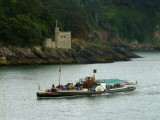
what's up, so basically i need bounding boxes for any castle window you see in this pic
[60,36,66,38]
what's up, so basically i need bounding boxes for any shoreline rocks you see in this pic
[0,57,6,64]
[0,42,139,66]
[127,42,160,51]
[111,39,160,51]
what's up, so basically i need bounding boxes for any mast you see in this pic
[38,83,41,91]
[58,58,62,85]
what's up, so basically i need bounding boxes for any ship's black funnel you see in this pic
[93,69,97,73]
[93,69,97,80]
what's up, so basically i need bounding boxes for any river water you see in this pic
[0,51,160,120]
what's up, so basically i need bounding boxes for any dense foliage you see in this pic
[0,0,160,46]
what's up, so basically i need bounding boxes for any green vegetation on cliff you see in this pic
[0,0,160,47]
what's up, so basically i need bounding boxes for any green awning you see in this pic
[99,79,125,84]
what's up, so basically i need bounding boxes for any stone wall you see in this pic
[55,25,71,49]
[57,32,71,49]
[43,38,55,48]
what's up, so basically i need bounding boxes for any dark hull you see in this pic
[37,91,104,98]
[37,87,136,98]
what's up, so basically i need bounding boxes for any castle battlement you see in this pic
[55,22,71,49]
[43,21,72,49]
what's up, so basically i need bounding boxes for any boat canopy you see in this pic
[99,79,125,84]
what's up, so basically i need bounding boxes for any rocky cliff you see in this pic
[0,41,139,66]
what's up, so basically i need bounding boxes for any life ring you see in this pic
[79,79,82,82]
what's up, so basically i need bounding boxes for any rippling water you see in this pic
[0,51,160,120]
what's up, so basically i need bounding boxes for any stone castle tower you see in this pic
[55,21,71,49]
